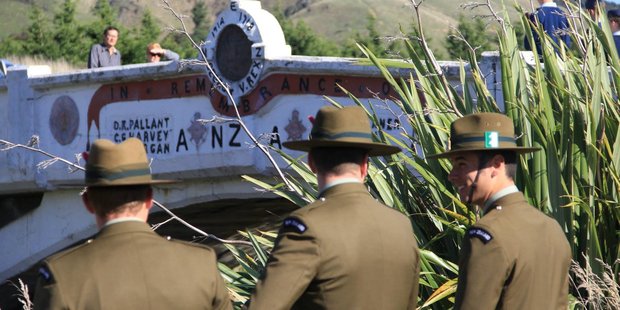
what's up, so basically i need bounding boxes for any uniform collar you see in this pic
[104,217,143,228]
[483,185,519,211]
[483,188,526,215]
[98,220,153,238]
[319,182,369,199]
[540,2,558,8]
[318,178,361,197]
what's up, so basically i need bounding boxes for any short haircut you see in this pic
[607,10,620,24]
[104,26,119,36]
[146,42,161,52]
[481,151,517,179]
[309,147,368,174]
[85,185,150,217]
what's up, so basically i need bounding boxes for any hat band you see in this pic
[311,131,372,141]
[453,135,515,144]
[86,167,152,182]
[452,134,516,149]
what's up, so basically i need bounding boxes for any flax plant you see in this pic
[223,3,619,308]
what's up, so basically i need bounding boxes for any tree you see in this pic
[93,0,116,28]
[140,9,161,43]
[51,0,88,64]
[445,14,496,60]
[342,14,399,58]
[192,0,211,44]
[0,36,25,56]
[401,26,445,60]
[273,10,340,56]
[23,6,53,56]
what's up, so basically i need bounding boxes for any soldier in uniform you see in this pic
[33,138,232,310]
[248,106,420,310]
[427,113,571,309]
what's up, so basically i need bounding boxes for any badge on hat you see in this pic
[484,131,499,148]
[427,113,540,159]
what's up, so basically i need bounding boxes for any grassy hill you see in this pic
[1,0,554,58]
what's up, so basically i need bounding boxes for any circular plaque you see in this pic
[202,0,291,99]
[49,95,79,145]
[216,25,253,81]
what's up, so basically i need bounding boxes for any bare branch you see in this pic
[151,217,175,231]
[0,137,251,246]
[1,138,84,172]
[407,0,462,118]
[152,200,252,246]
[460,0,504,27]
[197,116,239,124]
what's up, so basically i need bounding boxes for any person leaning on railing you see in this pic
[146,42,180,63]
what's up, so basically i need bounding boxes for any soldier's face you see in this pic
[447,152,492,205]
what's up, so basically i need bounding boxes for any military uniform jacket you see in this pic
[33,221,232,310]
[454,192,571,309]
[249,182,420,310]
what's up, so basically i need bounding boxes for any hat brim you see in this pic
[426,146,540,159]
[56,178,180,188]
[283,140,401,156]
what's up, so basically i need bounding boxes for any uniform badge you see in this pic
[38,265,55,284]
[485,131,499,148]
[468,227,493,244]
[281,217,307,234]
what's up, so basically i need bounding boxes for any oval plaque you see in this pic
[50,95,79,145]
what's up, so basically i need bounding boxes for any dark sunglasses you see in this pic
[149,53,163,57]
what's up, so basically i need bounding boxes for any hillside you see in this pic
[1,0,558,58]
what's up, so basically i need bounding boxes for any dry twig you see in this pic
[407,0,462,117]
[160,0,295,192]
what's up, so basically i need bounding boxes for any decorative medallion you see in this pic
[202,0,291,100]
[285,109,306,141]
[187,112,208,151]
[50,95,79,145]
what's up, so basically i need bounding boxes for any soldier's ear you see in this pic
[490,154,504,168]
[360,154,369,179]
[81,192,96,214]
[308,153,317,173]
[144,187,154,210]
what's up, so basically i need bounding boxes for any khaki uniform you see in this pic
[249,183,420,310]
[34,221,232,310]
[454,192,571,309]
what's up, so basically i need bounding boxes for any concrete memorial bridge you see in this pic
[0,0,508,306]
